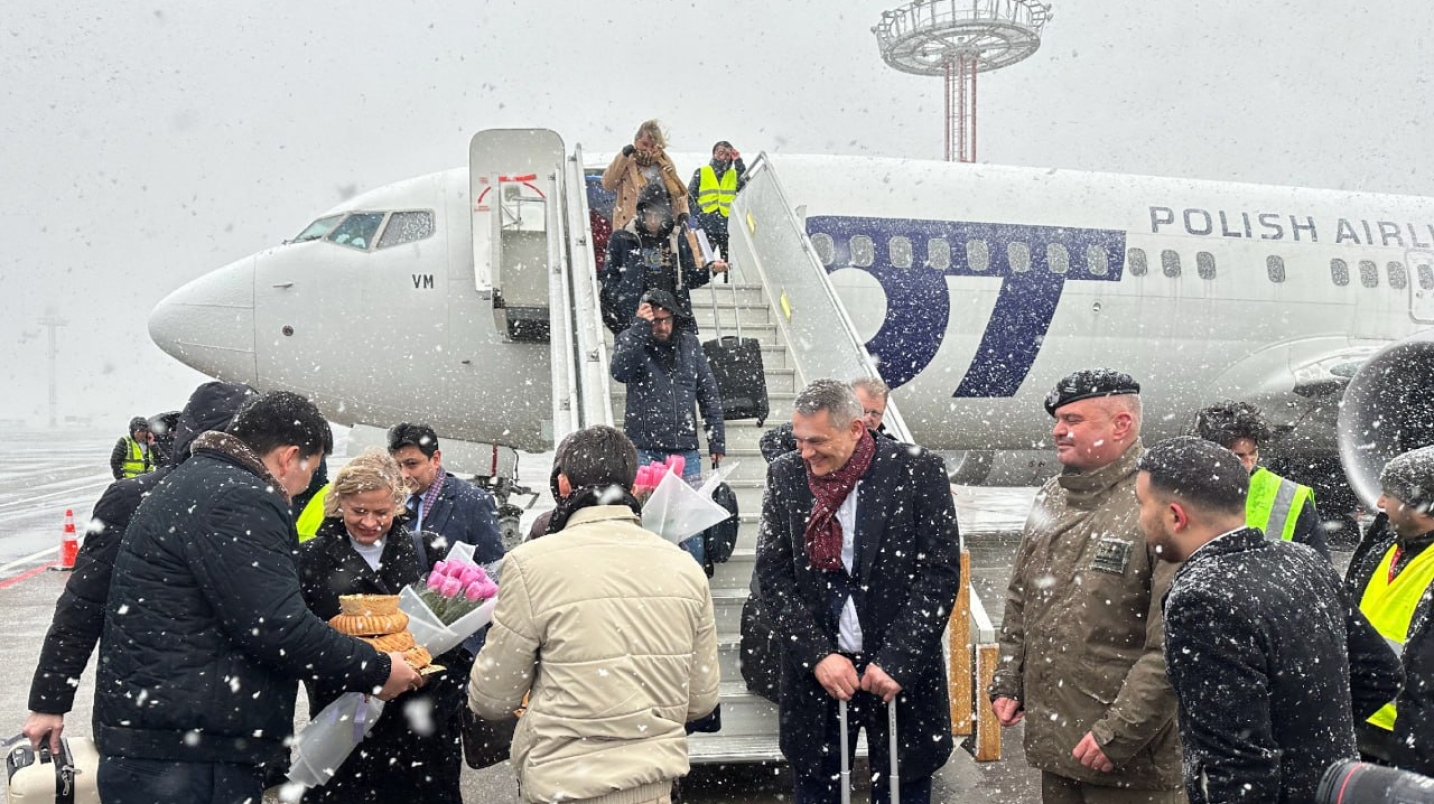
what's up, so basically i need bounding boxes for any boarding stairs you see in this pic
[471,128,1001,766]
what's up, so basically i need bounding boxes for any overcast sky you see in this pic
[4,0,1432,427]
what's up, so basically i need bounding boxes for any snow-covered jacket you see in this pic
[990,441,1183,789]
[610,319,725,456]
[469,505,719,804]
[1164,527,1401,804]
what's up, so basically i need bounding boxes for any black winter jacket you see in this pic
[1164,528,1402,804]
[601,224,713,335]
[297,518,465,804]
[29,381,252,716]
[755,440,961,779]
[610,319,726,455]
[95,433,390,765]
[1395,587,1434,776]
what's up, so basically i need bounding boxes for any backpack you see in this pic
[702,481,739,567]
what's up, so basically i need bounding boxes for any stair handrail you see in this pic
[729,152,914,444]
[547,165,581,441]
[566,144,616,430]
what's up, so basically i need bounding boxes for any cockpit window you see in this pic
[326,212,385,251]
[378,211,435,249]
[291,214,344,243]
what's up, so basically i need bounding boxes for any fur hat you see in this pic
[1380,445,1434,513]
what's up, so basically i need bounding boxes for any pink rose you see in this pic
[426,573,445,591]
[432,560,450,577]
[440,576,463,598]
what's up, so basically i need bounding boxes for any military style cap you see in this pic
[1044,369,1141,416]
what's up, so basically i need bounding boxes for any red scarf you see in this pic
[804,429,876,572]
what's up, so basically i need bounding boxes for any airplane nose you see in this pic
[148,256,257,384]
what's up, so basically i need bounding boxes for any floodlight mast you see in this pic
[874,0,1051,163]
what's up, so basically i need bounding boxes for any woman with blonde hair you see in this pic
[602,118,691,231]
[297,449,464,804]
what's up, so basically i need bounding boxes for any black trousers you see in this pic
[98,756,265,804]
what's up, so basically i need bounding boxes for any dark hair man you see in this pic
[110,416,154,479]
[386,422,504,564]
[610,289,726,563]
[755,379,960,804]
[470,425,719,804]
[94,391,423,803]
[1192,400,1329,559]
[687,140,747,259]
[1346,444,1434,765]
[1137,437,1401,804]
[24,382,255,756]
[991,369,1184,804]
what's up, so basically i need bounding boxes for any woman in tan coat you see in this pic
[602,119,690,231]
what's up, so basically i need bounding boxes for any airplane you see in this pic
[147,129,1434,533]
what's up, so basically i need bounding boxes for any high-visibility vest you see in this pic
[1360,543,1434,730]
[296,484,330,543]
[697,165,738,218]
[120,437,150,478]
[1246,467,1314,543]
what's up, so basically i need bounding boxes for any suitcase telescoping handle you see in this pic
[837,698,900,804]
[703,259,745,342]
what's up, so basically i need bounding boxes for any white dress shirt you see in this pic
[837,481,863,653]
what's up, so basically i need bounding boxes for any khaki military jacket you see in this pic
[990,442,1182,789]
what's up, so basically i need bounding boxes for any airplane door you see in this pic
[1406,249,1434,324]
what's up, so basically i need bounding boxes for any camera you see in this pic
[1319,761,1434,804]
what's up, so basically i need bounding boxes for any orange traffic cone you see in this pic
[56,509,79,571]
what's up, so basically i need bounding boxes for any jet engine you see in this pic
[1338,330,1434,509]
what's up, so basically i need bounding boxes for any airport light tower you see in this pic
[874,0,1051,162]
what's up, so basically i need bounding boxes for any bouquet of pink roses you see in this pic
[633,455,686,502]
[399,546,500,656]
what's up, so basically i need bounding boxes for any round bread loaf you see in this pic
[329,611,409,637]
[338,594,401,617]
[361,631,417,653]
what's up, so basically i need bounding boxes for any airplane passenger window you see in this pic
[1388,261,1408,290]
[377,210,435,249]
[1086,245,1109,276]
[1008,242,1031,273]
[326,212,385,251]
[291,214,344,244]
[1197,252,1216,280]
[889,236,913,269]
[810,233,835,266]
[1161,250,1181,278]
[963,239,986,271]
[1330,259,1350,286]
[1127,248,1148,276]
[1046,243,1069,274]
[851,235,875,268]
[928,237,951,270]
[1420,264,1434,290]
[1358,260,1379,288]
[1266,255,1286,283]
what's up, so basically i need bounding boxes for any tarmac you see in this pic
[0,427,1043,803]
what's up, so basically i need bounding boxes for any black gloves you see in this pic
[622,145,636,157]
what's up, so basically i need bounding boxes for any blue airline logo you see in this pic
[806,216,1127,396]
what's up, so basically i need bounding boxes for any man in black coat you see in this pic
[1136,437,1402,804]
[756,379,960,804]
[23,381,254,755]
[93,391,425,804]
[387,422,505,564]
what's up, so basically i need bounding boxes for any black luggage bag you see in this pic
[702,279,769,426]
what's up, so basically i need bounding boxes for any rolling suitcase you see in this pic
[5,737,100,804]
[702,278,769,427]
[839,698,900,804]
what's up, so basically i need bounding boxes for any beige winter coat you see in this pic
[469,505,720,804]
[602,149,691,231]
[990,442,1183,790]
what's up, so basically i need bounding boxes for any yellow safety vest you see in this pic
[1360,543,1434,730]
[1246,467,1314,543]
[296,484,330,543]
[697,165,738,218]
[120,437,150,478]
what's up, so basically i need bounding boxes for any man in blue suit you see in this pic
[387,422,505,564]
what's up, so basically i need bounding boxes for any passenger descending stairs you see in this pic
[609,279,794,763]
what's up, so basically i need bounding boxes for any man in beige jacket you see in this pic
[990,369,1184,804]
[470,425,720,804]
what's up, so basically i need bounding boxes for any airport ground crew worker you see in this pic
[109,416,154,479]
[1346,444,1434,763]
[991,369,1184,804]
[688,141,746,259]
[1192,400,1329,559]
[1138,437,1401,804]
